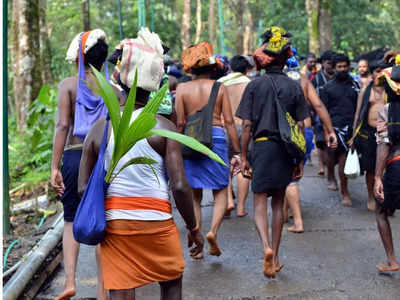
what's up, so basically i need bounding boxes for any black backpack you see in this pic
[268,75,306,161]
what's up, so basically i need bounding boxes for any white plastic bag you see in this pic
[344,149,360,179]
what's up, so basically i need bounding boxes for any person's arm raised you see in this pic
[50,79,72,196]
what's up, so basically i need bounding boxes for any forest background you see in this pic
[6,0,400,193]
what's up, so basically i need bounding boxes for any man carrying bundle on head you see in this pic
[373,51,400,273]
[50,29,115,300]
[175,42,241,259]
[236,26,309,278]
[79,28,204,300]
[351,59,390,211]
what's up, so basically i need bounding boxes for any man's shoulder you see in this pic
[58,76,77,91]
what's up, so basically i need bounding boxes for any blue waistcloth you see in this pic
[305,127,315,162]
[183,127,229,190]
[73,37,109,141]
[61,150,83,222]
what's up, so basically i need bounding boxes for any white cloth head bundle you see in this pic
[118,28,165,92]
[66,29,107,62]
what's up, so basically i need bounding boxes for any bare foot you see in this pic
[225,204,235,217]
[237,210,248,217]
[318,169,325,176]
[275,262,284,273]
[263,249,276,278]
[368,200,376,211]
[192,251,204,260]
[287,225,304,233]
[206,232,222,256]
[327,181,338,191]
[376,262,400,272]
[55,287,76,300]
[341,194,352,206]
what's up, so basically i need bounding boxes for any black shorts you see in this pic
[380,159,400,211]
[61,150,82,222]
[251,139,293,193]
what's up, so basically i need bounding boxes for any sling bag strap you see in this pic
[202,81,222,120]
[181,81,221,159]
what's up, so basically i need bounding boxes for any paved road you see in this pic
[37,159,400,299]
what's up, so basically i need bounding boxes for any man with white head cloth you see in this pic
[50,29,114,300]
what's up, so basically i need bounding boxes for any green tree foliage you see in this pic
[9,86,57,188]
[331,0,398,57]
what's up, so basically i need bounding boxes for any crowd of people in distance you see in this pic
[49,25,400,300]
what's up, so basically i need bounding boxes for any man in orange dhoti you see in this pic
[79,28,204,300]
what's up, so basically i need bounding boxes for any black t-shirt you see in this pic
[236,67,309,139]
[312,70,331,96]
[319,77,359,128]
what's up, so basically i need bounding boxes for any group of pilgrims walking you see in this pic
[50,25,400,300]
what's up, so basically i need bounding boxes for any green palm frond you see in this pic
[91,67,227,184]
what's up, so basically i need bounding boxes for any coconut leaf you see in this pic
[118,71,138,144]
[90,65,121,138]
[109,156,158,183]
[142,83,168,114]
[149,129,227,167]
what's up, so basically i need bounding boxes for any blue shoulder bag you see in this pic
[73,119,110,245]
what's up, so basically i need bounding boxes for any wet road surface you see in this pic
[37,160,400,299]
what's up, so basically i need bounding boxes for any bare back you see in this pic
[176,79,225,129]
[58,76,81,147]
[175,77,240,152]
[225,82,249,125]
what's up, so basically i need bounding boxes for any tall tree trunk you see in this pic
[82,0,90,31]
[11,0,42,132]
[39,0,53,84]
[319,0,332,53]
[243,0,253,54]
[181,0,191,49]
[208,0,216,47]
[305,0,320,55]
[194,0,202,44]
[234,0,245,55]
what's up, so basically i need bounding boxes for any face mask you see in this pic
[336,71,350,81]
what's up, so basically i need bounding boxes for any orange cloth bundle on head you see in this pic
[253,44,276,71]
[181,42,221,73]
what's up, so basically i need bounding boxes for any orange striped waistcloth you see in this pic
[100,219,185,290]
[105,196,172,213]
